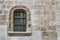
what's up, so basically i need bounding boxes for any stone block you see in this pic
[0,20,5,25]
[47,26,56,31]
[5,1,13,4]
[6,4,12,9]
[1,5,6,9]
[0,31,6,37]
[0,15,6,20]
[49,20,56,26]
[42,31,49,36]
[0,10,3,14]
[3,10,9,14]
[0,0,4,4]
[55,15,60,20]
[0,15,6,25]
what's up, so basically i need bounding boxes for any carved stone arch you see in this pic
[8,5,32,36]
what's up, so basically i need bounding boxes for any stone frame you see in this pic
[8,5,32,36]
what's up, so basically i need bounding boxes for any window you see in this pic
[8,5,32,36]
[13,9,26,32]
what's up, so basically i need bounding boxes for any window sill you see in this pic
[8,32,32,36]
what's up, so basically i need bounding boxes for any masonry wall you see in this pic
[0,0,60,40]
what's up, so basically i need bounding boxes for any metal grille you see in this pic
[13,9,26,32]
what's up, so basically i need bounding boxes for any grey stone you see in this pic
[0,0,59,40]
[3,10,9,14]
[1,5,6,9]
[0,15,6,20]
[5,1,13,4]
[0,0,4,4]
[0,10,3,14]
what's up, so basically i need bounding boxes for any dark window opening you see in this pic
[13,9,26,32]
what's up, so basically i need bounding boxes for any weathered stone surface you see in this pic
[0,0,4,4]
[1,5,6,9]
[3,10,9,14]
[42,31,49,36]
[0,10,3,14]
[42,31,57,40]
[6,4,12,9]
[5,1,13,4]
[0,15,6,20]
[0,15,7,25]
[0,0,59,40]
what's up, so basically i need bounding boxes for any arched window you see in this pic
[13,9,26,31]
[13,9,27,32]
[8,5,32,36]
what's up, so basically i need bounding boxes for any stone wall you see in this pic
[0,0,59,40]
